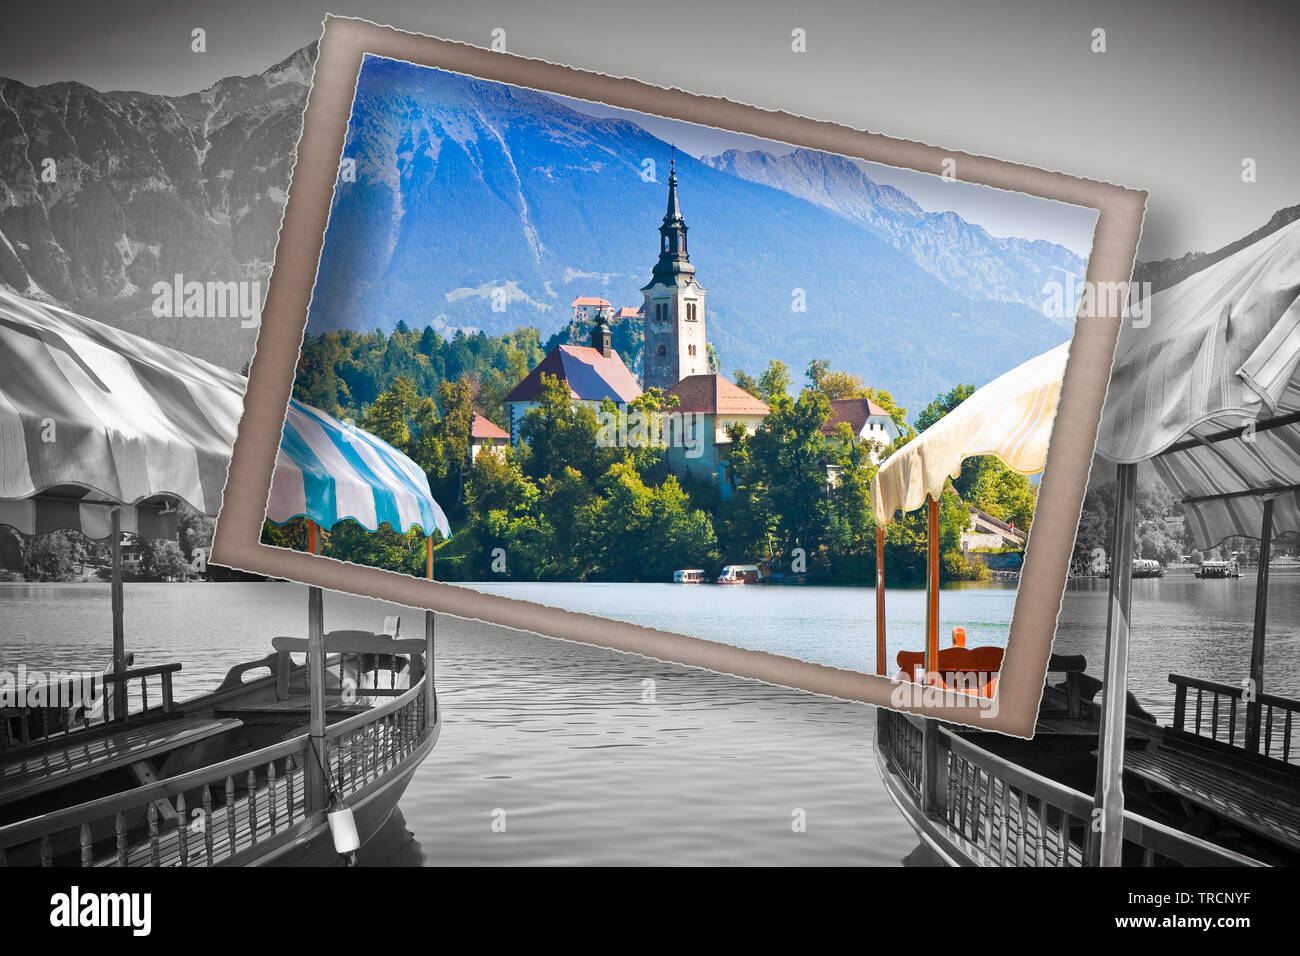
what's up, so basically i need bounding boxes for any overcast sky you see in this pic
[2,0,1296,260]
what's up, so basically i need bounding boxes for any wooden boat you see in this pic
[0,290,449,866]
[0,597,441,867]
[875,218,1300,867]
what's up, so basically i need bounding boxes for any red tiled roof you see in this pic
[821,398,893,435]
[571,296,611,308]
[503,345,643,404]
[666,374,770,416]
[470,413,510,441]
[612,306,642,319]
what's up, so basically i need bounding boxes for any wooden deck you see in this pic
[1123,744,1300,854]
[877,708,1264,866]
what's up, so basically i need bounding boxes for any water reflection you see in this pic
[358,809,426,867]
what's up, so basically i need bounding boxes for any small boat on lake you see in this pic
[0,290,446,867]
[673,569,706,583]
[1194,559,1240,578]
[716,564,759,584]
[1132,558,1165,578]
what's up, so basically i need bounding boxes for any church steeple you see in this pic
[651,148,694,284]
[640,148,707,392]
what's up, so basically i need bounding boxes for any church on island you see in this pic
[503,156,884,497]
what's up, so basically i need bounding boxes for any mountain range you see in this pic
[0,44,1091,414]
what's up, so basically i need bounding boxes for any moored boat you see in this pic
[716,564,759,584]
[1131,558,1165,578]
[0,289,448,866]
[876,219,1300,867]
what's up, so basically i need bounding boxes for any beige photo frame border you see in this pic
[212,15,1147,737]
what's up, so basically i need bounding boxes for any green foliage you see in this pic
[293,323,546,430]
[139,539,188,581]
[285,325,1034,586]
[955,458,1038,531]
[757,360,793,405]
[733,369,760,397]
[21,530,84,581]
[913,383,976,434]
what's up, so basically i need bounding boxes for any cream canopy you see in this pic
[872,342,1069,524]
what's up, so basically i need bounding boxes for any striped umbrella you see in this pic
[0,287,248,687]
[0,287,244,532]
[268,398,451,550]
[1095,219,1300,549]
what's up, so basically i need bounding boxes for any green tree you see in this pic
[733,369,760,398]
[140,538,189,581]
[362,376,420,451]
[914,383,976,434]
[757,360,793,405]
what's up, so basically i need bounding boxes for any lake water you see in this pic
[3,569,1297,864]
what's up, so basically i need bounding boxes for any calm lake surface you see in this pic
[3,569,1297,864]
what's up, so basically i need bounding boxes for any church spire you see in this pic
[664,146,682,223]
[651,146,693,284]
[639,147,707,392]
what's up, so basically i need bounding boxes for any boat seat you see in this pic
[0,716,244,806]
[1121,744,1300,853]
[896,646,1004,696]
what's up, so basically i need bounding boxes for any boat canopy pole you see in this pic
[305,523,328,814]
[1180,480,1300,506]
[109,506,126,721]
[1161,410,1300,455]
[425,610,437,724]
[1091,461,1137,866]
[924,496,939,682]
[875,523,887,676]
[1246,496,1276,752]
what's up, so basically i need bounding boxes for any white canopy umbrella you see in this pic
[0,287,245,710]
[1096,218,1300,548]
[1088,218,1300,866]
[872,342,1069,525]
[870,341,1068,680]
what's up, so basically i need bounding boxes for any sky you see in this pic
[1,0,1296,260]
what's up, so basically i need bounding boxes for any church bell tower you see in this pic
[641,151,707,391]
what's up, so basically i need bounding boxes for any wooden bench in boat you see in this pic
[896,646,1004,696]
[217,632,425,704]
[214,631,423,722]
[1120,743,1300,854]
[0,716,244,806]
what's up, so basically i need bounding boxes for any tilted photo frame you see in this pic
[212,15,1146,736]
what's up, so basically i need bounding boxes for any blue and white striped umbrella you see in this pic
[268,398,451,539]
